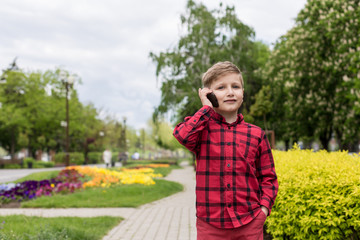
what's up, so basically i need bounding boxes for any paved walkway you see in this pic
[0,163,197,240]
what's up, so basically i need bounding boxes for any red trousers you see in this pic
[196,211,266,240]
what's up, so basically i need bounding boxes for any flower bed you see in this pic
[126,163,170,169]
[0,169,83,204]
[1,165,167,206]
[68,166,163,188]
[0,179,61,204]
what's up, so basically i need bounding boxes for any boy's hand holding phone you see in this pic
[198,88,219,108]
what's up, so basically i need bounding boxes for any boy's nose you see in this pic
[227,87,234,95]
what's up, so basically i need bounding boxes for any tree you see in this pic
[0,68,29,158]
[262,0,360,150]
[250,85,273,130]
[0,64,104,157]
[150,0,269,124]
[148,118,182,151]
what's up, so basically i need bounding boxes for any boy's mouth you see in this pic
[224,99,236,103]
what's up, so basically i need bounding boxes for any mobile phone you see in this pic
[206,92,219,107]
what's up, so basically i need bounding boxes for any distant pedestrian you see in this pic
[102,148,112,168]
[118,152,127,167]
[173,61,278,240]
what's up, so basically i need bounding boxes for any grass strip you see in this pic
[12,170,60,183]
[21,179,183,208]
[0,215,122,240]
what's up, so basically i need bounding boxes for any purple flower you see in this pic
[1,168,84,204]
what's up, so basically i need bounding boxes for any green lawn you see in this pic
[0,215,122,240]
[21,179,183,208]
[8,165,183,208]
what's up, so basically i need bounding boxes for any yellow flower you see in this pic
[69,165,163,188]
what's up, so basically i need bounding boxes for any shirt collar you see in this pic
[211,110,244,126]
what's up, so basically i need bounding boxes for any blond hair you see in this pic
[202,61,243,88]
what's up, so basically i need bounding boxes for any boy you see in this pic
[173,61,278,240]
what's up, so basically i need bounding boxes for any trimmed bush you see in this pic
[3,164,22,169]
[267,145,360,239]
[54,152,84,165]
[33,161,55,168]
[24,157,35,168]
[87,152,102,164]
[112,152,119,162]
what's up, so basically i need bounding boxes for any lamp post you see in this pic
[119,117,127,165]
[59,70,75,166]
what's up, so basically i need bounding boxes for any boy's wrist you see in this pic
[260,206,269,216]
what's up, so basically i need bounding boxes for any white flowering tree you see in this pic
[263,0,360,150]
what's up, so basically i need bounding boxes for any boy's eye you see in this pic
[233,85,240,88]
[217,86,224,89]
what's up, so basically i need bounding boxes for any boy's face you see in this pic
[209,73,244,116]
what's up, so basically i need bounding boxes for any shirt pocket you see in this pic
[235,141,257,171]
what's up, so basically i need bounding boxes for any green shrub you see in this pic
[87,152,102,164]
[24,158,35,168]
[54,152,84,165]
[33,161,55,168]
[111,152,119,162]
[21,158,54,168]
[3,164,22,169]
[267,146,360,240]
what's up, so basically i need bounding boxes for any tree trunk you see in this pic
[335,129,343,150]
[285,139,290,151]
[263,114,268,131]
[27,135,36,158]
[84,141,88,165]
[10,128,15,159]
[319,135,330,151]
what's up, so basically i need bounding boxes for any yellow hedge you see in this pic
[267,144,360,240]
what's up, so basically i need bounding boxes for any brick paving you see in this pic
[103,163,196,240]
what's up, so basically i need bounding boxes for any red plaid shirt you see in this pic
[173,106,278,229]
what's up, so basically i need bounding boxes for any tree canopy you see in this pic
[0,61,175,159]
[150,0,269,124]
[0,66,105,157]
[262,0,360,150]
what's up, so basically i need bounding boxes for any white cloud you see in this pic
[0,0,306,129]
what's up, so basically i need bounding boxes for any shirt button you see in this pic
[227,184,230,188]
[193,120,196,122]
[227,163,231,167]
[227,142,231,146]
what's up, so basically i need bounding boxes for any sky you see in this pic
[0,0,306,130]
